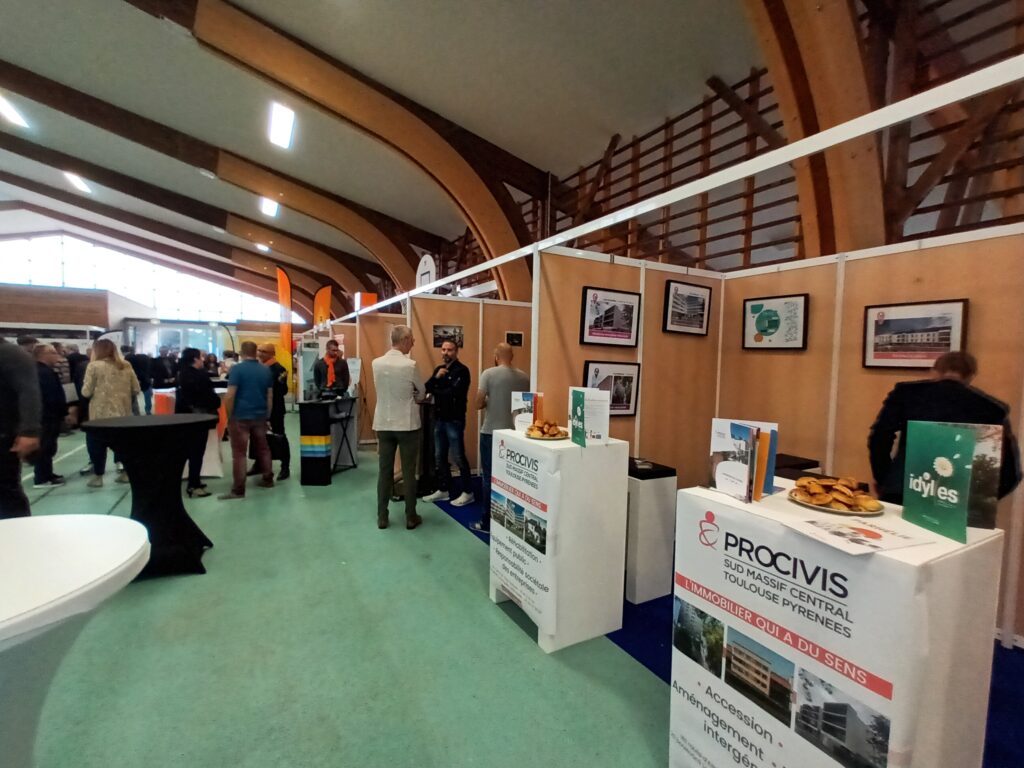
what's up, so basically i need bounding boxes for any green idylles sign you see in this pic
[571,388,586,448]
[902,421,977,543]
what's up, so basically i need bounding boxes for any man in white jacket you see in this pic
[372,325,423,530]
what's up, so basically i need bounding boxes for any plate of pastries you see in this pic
[525,420,569,440]
[788,476,885,516]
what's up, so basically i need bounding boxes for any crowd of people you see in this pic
[0,335,289,519]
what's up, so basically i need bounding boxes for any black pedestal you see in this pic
[83,414,216,578]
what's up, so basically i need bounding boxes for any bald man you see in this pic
[472,343,530,532]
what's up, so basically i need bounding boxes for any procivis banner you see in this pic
[671,491,924,768]
[489,434,559,633]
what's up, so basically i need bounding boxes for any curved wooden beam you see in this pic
[156,0,531,300]
[744,0,887,254]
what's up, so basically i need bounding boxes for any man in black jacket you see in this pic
[422,338,474,506]
[151,346,177,390]
[0,339,41,518]
[122,345,153,415]
[312,339,350,394]
[868,352,1022,518]
[253,343,290,480]
[33,344,67,488]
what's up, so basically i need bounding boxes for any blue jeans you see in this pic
[479,432,493,527]
[434,419,471,497]
[143,388,153,415]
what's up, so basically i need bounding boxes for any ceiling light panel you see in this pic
[259,196,280,217]
[0,94,28,128]
[268,102,295,149]
[255,243,270,253]
[64,172,92,193]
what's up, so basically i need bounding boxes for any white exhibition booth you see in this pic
[488,429,629,653]
[670,484,1002,768]
[0,515,150,768]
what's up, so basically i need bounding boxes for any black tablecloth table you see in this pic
[82,414,216,578]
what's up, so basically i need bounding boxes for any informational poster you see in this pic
[489,434,559,633]
[780,515,934,556]
[569,387,610,447]
[672,492,924,768]
[903,421,1001,542]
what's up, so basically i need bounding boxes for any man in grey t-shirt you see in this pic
[472,343,530,532]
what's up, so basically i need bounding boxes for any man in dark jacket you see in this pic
[253,343,291,480]
[312,339,350,393]
[869,352,1022,518]
[33,344,67,488]
[422,338,474,506]
[122,345,153,415]
[151,346,177,390]
[0,339,41,518]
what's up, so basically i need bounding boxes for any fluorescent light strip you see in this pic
[255,243,270,253]
[268,102,295,149]
[63,172,92,193]
[341,53,1024,321]
[259,196,280,217]
[0,94,28,128]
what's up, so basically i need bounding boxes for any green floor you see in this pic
[27,418,669,767]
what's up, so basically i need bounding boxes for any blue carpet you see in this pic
[435,487,1023,767]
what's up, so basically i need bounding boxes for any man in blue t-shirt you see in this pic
[220,341,274,500]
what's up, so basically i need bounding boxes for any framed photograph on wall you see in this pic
[863,299,968,368]
[505,331,524,347]
[579,286,641,347]
[742,293,809,350]
[663,280,712,335]
[432,324,464,348]
[583,360,640,416]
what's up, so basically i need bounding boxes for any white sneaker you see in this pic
[451,492,475,507]
[422,490,449,503]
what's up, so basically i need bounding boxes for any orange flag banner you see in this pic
[276,267,293,393]
[313,285,331,327]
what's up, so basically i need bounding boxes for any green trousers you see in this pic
[377,429,421,522]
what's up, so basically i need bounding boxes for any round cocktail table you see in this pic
[83,413,217,577]
[0,514,149,767]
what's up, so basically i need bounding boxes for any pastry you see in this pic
[838,476,858,489]
[830,489,857,507]
[816,477,837,487]
[796,477,816,488]
[828,499,852,512]
[811,492,832,505]
[806,482,826,496]
[856,496,883,513]
[791,489,813,504]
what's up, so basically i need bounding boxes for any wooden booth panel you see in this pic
[409,296,482,468]
[718,264,838,465]
[834,235,1024,486]
[536,252,640,446]
[0,285,109,327]
[638,269,721,488]
[357,312,405,442]
[481,302,532,379]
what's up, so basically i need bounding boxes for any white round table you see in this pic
[0,515,150,767]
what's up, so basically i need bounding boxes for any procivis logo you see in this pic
[698,511,719,548]
[502,444,540,472]
[498,439,506,460]
[724,532,850,599]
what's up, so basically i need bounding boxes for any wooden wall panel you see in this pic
[481,302,532,379]
[718,264,837,464]
[357,312,404,442]
[536,252,640,446]
[0,285,109,327]
[408,296,482,468]
[638,269,721,487]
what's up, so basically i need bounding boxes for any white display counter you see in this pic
[625,461,677,604]
[0,515,150,768]
[669,482,1003,768]
[487,429,629,652]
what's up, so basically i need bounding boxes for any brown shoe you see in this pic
[257,478,274,489]
[378,517,389,529]
[406,514,423,530]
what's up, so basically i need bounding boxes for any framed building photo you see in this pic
[505,331,524,347]
[663,280,712,335]
[583,360,640,416]
[742,293,809,350]
[863,299,968,368]
[432,324,464,348]
[579,286,641,347]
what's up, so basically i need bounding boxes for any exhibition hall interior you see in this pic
[2,1,1024,767]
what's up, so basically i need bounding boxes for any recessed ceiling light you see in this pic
[268,102,295,149]
[259,196,279,217]
[198,169,217,180]
[0,94,28,128]
[64,172,92,193]
[255,243,270,253]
